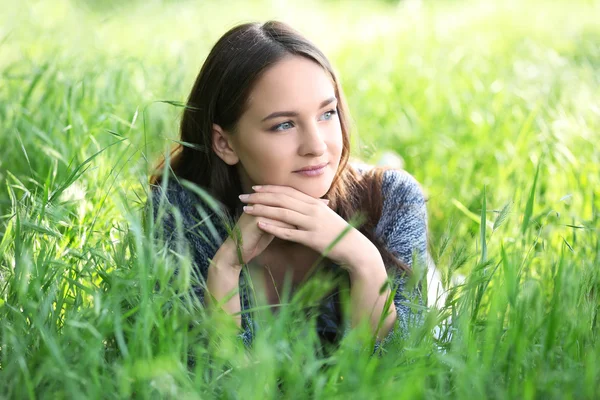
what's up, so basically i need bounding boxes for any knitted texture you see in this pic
[149,165,428,351]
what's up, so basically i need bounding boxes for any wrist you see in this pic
[346,244,386,279]
[207,255,242,295]
[212,239,244,273]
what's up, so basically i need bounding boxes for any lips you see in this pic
[294,162,328,172]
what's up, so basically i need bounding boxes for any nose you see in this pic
[298,121,327,156]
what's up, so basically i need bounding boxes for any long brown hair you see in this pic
[150,21,410,275]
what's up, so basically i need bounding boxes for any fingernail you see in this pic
[252,185,262,190]
[239,194,249,200]
[243,206,253,212]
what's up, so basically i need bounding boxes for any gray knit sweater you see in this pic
[149,164,428,351]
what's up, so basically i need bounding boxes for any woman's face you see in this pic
[214,55,344,199]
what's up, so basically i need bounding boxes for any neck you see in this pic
[269,237,301,252]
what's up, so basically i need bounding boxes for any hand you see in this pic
[213,205,297,270]
[238,185,377,270]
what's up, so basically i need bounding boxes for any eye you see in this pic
[271,121,294,132]
[319,109,338,121]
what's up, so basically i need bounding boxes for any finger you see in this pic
[241,192,312,215]
[258,216,296,230]
[257,220,308,244]
[252,185,322,205]
[244,204,309,229]
[254,232,274,253]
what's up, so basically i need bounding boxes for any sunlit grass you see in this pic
[1,0,599,398]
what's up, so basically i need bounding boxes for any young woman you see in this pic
[150,21,428,352]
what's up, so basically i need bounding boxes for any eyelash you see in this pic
[270,109,338,132]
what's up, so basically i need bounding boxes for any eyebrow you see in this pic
[260,96,337,122]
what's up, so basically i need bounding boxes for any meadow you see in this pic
[1,0,599,398]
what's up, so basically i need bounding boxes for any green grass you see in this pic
[1,0,600,398]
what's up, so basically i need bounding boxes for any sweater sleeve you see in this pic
[373,169,428,352]
[148,179,254,346]
[149,180,223,298]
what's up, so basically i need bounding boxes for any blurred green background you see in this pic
[2,0,599,240]
[1,0,599,398]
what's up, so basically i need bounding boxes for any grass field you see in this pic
[1,0,599,398]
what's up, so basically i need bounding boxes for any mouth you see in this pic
[294,162,329,173]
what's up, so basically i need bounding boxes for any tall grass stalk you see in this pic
[1,0,599,397]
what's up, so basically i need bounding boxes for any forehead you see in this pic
[245,56,336,114]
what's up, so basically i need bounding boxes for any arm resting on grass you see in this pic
[346,248,398,341]
[342,169,429,351]
[149,179,254,346]
[205,243,244,328]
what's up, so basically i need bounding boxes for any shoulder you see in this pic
[368,167,429,267]
[149,177,228,234]
[149,178,227,225]
[377,168,427,232]
[149,178,229,267]
[150,178,199,214]
[350,161,426,207]
[148,178,208,246]
[149,177,231,230]
[381,168,427,208]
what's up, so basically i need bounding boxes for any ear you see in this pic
[212,124,239,165]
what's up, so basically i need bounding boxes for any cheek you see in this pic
[240,139,292,180]
[328,125,344,157]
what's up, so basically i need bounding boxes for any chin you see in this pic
[294,177,333,198]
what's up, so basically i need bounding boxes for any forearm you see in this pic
[206,241,243,328]
[347,250,397,340]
